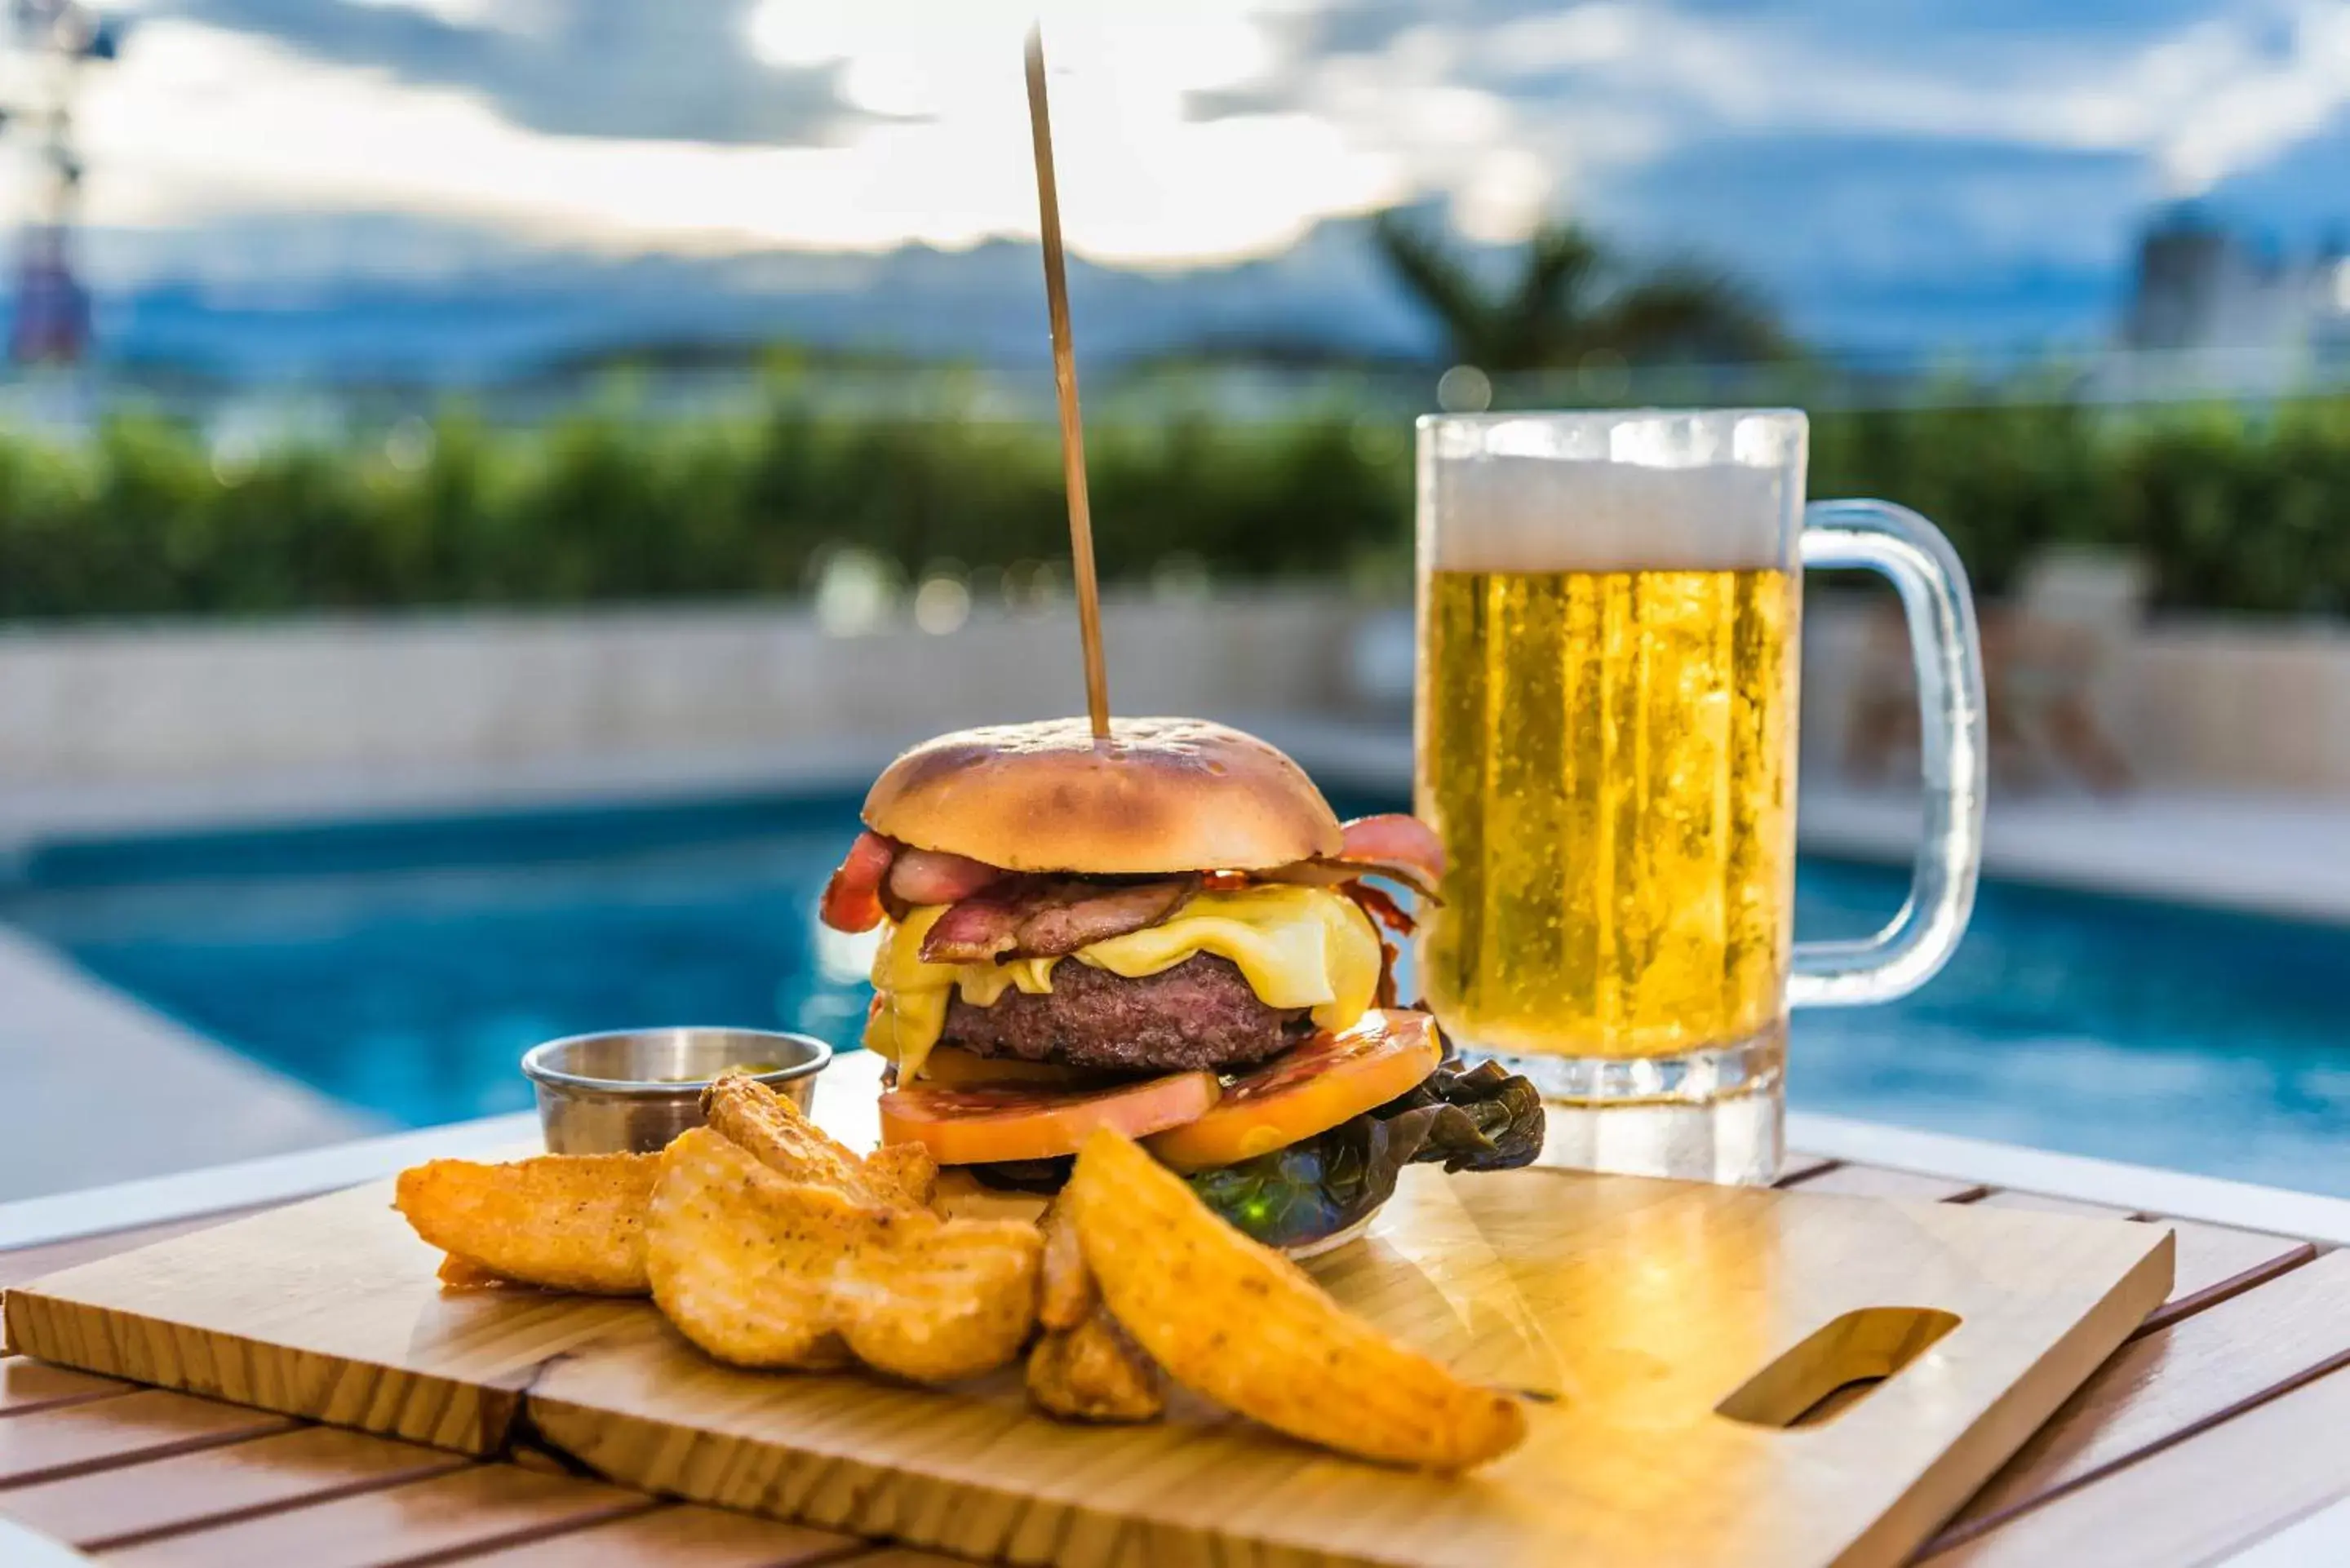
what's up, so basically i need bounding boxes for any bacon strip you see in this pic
[819,831,898,933]
[1340,814,1447,884]
[1261,813,1448,901]
[889,847,1006,907]
[918,880,1033,963]
[918,876,1197,964]
[1016,876,1196,957]
[1341,879,1417,937]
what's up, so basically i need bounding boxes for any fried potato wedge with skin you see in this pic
[1036,1196,1097,1331]
[863,1141,940,1211]
[394,1153,656,1296]
[435,1253,518,1291]
[1027,1306,1164,1424]
[647,1127,1040,1383]
[703,1074,939,1212]
[1065,1128,1528,1470]
[836,1216,1046,1384]
[703,1074,880,1195]
[645,1129,853,1370]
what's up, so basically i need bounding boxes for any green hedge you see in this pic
[2,391,2348,619]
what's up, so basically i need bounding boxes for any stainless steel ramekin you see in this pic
[520,1026,832,1154]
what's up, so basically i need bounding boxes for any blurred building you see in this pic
[2111,210,2350,396]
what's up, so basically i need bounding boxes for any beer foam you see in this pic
[1426,452,1796,574]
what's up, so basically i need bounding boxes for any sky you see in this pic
[10,0,2350,352]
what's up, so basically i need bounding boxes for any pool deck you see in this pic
[0,930,371,1201]
[2,715,2348,1202]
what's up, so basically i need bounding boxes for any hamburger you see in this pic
[818,716,1542,1254]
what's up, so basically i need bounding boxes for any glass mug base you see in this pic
[1459,1023,1785,1186]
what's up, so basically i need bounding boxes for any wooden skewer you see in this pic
[1024,21,1111,743]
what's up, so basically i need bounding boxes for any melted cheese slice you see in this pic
[863,884,1382,1083]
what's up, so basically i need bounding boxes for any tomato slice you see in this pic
[880,1070,1220,1166]
[1145,1009,1441,1172]
[911,1045,1107,1092]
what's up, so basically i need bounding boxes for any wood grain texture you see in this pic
[0,1207,281,1292]
[455,1503,863,1566]
[0,1389,290,1487]
[2139,1220,2316,1333]
[1932,1248,2350,1543]
[96,1464,652,1568]
[4,1163,2172,1568]
[0,1051,2179,1568]
[526,1174,2166,1568]
[2,1187,655,1454]
[1779,1166,1989,1203]
[1915,1363,2350,1568]
[0,1424,465,1549]
[1971,1192,2136,1220]
[0,1360,129,1418]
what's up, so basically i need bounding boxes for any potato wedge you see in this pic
[863,1140,941,1211]
[435,1253,517,1291]
[702,1074,877,1196]
[1027,1306,1164,1423]
[1065,1127,1526,1470]
[644,1128,853,1369]
[647,1127,1040,1383]
[703,1073,938,1212]
[1035,1196,1097,1331]
[394,1153,655,1295]
[838,1211,1046,1383]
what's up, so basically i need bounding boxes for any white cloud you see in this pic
[21,0,2350,290]
[1213,0,2350,227]
[47,7,1397,272]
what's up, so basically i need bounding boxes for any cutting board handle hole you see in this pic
[1714,1307,1960,1429]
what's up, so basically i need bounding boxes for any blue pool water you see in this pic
[5,792,2347,1194]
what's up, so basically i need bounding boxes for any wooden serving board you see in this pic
[2,1110,2170,1568]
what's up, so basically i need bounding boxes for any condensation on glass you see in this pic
[1414,410,1985,1184]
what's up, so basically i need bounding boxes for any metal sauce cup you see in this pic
[521,1027,833,1154]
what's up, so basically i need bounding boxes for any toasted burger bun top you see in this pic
[864,716,1345,874]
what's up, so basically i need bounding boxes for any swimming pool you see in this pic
[5,791,2345,1194]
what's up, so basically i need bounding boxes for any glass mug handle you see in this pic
[1787,500,1988,1008]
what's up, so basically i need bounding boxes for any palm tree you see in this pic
[1372,210,1790,373]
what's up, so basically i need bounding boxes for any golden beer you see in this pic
[1416,566,1799,1061]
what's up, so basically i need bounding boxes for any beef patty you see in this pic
[939,954,1314,1072]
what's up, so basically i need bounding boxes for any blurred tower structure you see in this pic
[2114,206,2350,398]
[2,0,114,366]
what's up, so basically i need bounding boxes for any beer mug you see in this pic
[1414,410,1985,1184]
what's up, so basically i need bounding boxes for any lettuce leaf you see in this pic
[1187,1060,1545,1249]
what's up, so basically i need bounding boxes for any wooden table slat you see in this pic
[1915,1363,2350,1568]
[1970,1191,2137,1220]
[1774,1153,1838,1186]
[95,1464,654,1568]
[1776,1163,1989,1203]
[0,1424,467,1551]
[0,1389,292,1489]
[5,1145,2344,1568]
[0,1207,282,1293]
[2139,1219,2318,1334]
[453,1502,866,1567]
[0,1361,131,1420]
[1930,1248,2350,1544]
